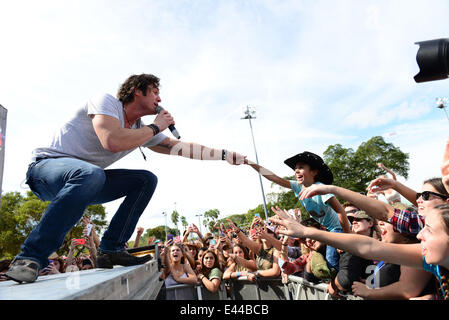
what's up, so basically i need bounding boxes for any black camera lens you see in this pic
[414,38,449,83]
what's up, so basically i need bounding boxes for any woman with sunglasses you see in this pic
[291,175,448,238]
[270,204,449,300]
[366,177,449,235]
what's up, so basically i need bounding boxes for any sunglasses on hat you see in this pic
[416,191,449,201]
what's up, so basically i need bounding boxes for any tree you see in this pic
[202,209,220,232]
[171,210,179,233]
[323,136,409,193]
[0,191,108,259]
[180,216,188,233]
[144,225,178,241]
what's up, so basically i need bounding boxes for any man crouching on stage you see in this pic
[6,73,246,283]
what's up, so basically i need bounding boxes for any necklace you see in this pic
[123,108,147,161]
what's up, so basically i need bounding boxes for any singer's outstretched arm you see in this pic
[149,137,246,165]
[244,160,291,189]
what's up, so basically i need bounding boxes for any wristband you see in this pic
[222,149,227,160]
[147,123,160,136]
[236,272,240,279]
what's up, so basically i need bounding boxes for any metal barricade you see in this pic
[228,277,288,300]
[286,275,362,300]
[165,282,228,300]
[163,276,361,301]
[286,275,333,300]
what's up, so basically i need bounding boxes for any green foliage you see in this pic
[202,208,220,232]
[171,210,179,226]
[144,225,179,241]
[0,191,108,260]
[180,215,188,230]
[323,136,409,193]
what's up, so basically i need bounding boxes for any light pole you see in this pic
[436,97,449,123]
[162,211,168,241]
[195,213,202,233]
[241,105,268,221]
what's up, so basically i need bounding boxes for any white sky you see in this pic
[1,0,448,238]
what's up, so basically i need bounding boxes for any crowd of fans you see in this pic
[158,142,449,301]
[2,139,449,302]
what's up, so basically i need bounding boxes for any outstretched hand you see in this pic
[442,138,449,194]
[269,206,307,239]
[298,184,333,200]
[367,177,396,193]
[225,150,247,165]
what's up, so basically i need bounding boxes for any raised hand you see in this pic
[298,184,333,200]
[225,150,247,165]
[367,177,396,193]
[269,206,307,239]
[442,138,449,194]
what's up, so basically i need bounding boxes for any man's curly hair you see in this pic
[117,74,160,105]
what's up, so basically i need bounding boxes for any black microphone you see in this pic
[155,106,181,139]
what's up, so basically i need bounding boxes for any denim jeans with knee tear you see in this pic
[17,157,157,269]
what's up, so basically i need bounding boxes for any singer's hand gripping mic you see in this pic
[155,106,181,139]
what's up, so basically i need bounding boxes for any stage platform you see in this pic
[0,259,162,300]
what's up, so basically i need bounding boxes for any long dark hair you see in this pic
[163,244,187,278]
[424,178,449,197]
[201,250,221,278]
[233,244,250,260]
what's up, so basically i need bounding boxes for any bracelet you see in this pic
[221,149,226,160]
[147,123,160,136]
[236,272,240,279]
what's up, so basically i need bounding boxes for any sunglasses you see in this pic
[348,217,368,223]
[416,191,449,201]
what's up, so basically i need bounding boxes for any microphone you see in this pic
[155,106,181,139]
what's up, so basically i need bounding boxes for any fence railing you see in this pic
[163,275,361,300]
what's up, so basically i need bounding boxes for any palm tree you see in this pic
[181,216,188,234]
[171,210,180,235]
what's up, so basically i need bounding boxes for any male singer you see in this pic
[6,74,246,283]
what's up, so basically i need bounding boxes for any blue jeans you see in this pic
[17,157,158,269]
[325,228,343,272]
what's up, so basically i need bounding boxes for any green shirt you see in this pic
[208,267,223,281]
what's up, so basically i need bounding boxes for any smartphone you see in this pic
[210,239,216,245]
[74,238,85,245]
[255,213,260,218]
[167,234,174,241]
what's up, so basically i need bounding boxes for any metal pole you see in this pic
[163,211,168,241]
[243,106,269,221]
[443,107,449,122]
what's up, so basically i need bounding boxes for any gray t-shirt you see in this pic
[32,93,167,168]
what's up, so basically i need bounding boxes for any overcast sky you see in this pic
[1,0,448,238]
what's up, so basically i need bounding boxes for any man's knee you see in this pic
[139,170,158,188]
